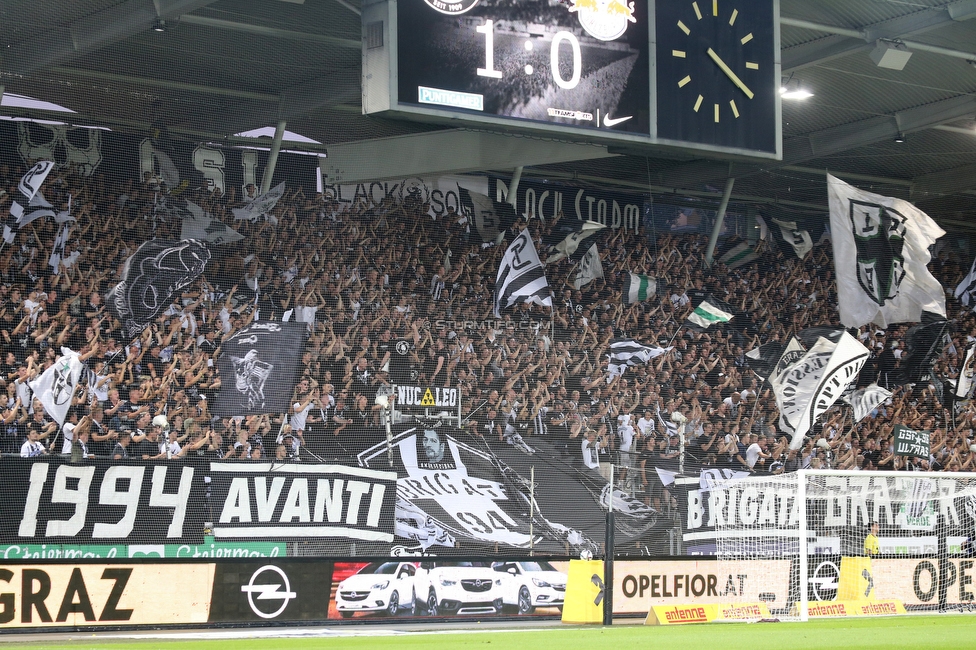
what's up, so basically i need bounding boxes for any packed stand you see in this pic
[1,161,974,493]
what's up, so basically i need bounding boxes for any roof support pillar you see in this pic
[261,120,287,194]
[705,176,735,267]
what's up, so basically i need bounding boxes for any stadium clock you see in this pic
[654,0,780,155]
[394,0,651,137]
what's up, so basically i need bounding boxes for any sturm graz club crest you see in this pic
[51,358,75,406]
[423,0,479,15]
[849,200,907,306]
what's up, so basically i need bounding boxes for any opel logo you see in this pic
[241,565,297,619]
[810,561,840,602]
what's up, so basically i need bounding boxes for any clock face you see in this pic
[655,0,778,155]
[396,0,651,137]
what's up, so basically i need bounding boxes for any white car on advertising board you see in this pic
[335,561,416,618]
[412,561,503,616]
[492,561,567,614]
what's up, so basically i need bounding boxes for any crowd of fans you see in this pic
[2,159,976,502]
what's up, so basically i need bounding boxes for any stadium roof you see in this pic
[2,0,976,229]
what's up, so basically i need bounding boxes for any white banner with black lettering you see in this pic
[771,332,870,449]
[209,463,397,543]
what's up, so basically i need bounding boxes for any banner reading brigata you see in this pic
[675,472,976,555]
[6,458,206,546]
[209,463,397,543]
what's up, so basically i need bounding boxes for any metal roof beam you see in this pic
[650,94,976,190]
[912,163,976,198]
[179,15,361,49]
[49,66,278,102]
[782,1,976,72]
[1,0,220,75]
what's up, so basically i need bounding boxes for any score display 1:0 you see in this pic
[476,19,583,91]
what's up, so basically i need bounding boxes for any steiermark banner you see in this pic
[1,539,286,560]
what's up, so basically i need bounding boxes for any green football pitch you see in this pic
[4,616,976,650]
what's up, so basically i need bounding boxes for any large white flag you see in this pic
[772,217,813,259]
[772,332,870,449]
[828,175,946,328]
[494,230,552,317]
[573,244,603,289]
[29,347,85,425]
[232,182,285,224]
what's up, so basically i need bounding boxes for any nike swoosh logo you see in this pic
[603,115,633,127]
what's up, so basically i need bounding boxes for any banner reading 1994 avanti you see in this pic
[1,458,396,549]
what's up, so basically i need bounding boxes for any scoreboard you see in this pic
[362,0,781,160]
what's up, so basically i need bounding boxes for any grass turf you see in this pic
[4,615,976,650]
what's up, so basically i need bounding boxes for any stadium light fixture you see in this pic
[780,78,813,100]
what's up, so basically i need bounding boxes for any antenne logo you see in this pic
[241,565,297,619]
[568,0,637,41]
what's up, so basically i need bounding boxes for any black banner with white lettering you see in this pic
[3,458,206,546]
[893,425,931,459]
[208,463,397,544]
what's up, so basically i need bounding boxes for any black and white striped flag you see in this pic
[608,338,671,380]
[494,230,552,317]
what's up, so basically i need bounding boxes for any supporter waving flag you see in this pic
[105,239,212,338]
[845,384,893,423]
[212,322,308,416]
[29,347,85,426]
[3,161,56,244]
[772,217,813,259]
[232,182,285,224]
[572,244,603,289]
[685,295,734,331]
[622,272,656,305]
[954,255,976,308]
[608,338,671,380]
[494,229,552,317]
[772,332,870,449]
[828,174,946,328]
[458,187,516,245]
[544,219,606,264]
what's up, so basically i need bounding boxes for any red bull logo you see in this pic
[568,0,637,41]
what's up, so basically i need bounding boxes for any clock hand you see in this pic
[706,48,754,99]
